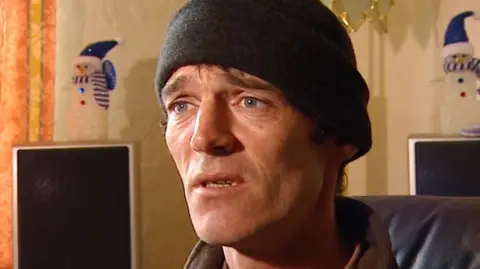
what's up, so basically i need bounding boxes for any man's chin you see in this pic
[193,221,257,247]
[196,229,247,246]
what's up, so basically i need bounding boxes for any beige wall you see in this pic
[53,0,480,267]
[346,0,480,196]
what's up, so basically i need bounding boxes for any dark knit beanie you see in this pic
[155,0,372,161]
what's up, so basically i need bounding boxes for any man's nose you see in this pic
[190,99,237,155]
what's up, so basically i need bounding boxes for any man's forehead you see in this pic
[162,65,278,96]
[168,65,262,83]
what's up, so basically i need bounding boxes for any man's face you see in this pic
[162,65,340,246]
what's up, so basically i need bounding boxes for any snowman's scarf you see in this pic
[71,71,111,109]
[443,57,480,78]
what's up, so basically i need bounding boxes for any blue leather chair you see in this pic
[356,196,480,269]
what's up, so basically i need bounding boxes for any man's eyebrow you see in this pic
[223,73,252,88]
[160,70,276,103]
[223,72,275,91]
[160,75,189,102]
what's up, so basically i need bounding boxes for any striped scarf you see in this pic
[443,57,480,77]
[72,71,112,109]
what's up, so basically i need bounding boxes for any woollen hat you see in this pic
[79,39,123,60]
[155,0,372,161]
[443,11,480,58]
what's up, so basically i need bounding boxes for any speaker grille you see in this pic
[14,145,133,269]
[413,140,480,197]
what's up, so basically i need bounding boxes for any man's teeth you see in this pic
[204,180,237,187]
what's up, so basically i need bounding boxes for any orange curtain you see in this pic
[0,0,55,267]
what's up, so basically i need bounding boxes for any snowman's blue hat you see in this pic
[79,38,123,60]
[443,11,480,58]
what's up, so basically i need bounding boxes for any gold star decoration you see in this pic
[321,0,395,34]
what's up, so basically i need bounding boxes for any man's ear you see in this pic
[335,137,358,162]
[341,144,358,162]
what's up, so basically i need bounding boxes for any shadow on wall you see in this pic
[388,0,440,52]
[121,58,164,144]
[410,0,440,49]
[122,58,197,268]
[364,0,441,194]
[365,25,388,195]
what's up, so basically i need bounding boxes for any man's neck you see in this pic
[222,200,355,269]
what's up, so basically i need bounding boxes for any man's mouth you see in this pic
[203,179,239,188]
[191,174,247,197]
[192,174,244,189]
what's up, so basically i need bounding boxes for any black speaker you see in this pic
[408,135,480,197]
[12,142,139,269]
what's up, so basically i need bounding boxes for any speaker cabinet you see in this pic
[12,142,138,269]
[408,135,480,197]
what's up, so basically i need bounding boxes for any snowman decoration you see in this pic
[66,39,121,141]
[441,11,480,136]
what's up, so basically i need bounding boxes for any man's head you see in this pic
[155,0,371,247]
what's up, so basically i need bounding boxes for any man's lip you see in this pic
[191,173,244,188]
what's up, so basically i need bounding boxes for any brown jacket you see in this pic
[183,197,399,269]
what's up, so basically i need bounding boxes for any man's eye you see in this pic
[241,97,265,108]
[171,101,191,113]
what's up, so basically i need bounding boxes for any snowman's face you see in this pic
[73,57,102,76]
[446,53,473,64]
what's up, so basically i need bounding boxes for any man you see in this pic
[155,0,399,268]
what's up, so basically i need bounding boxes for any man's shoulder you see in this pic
[336,196,399,269]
